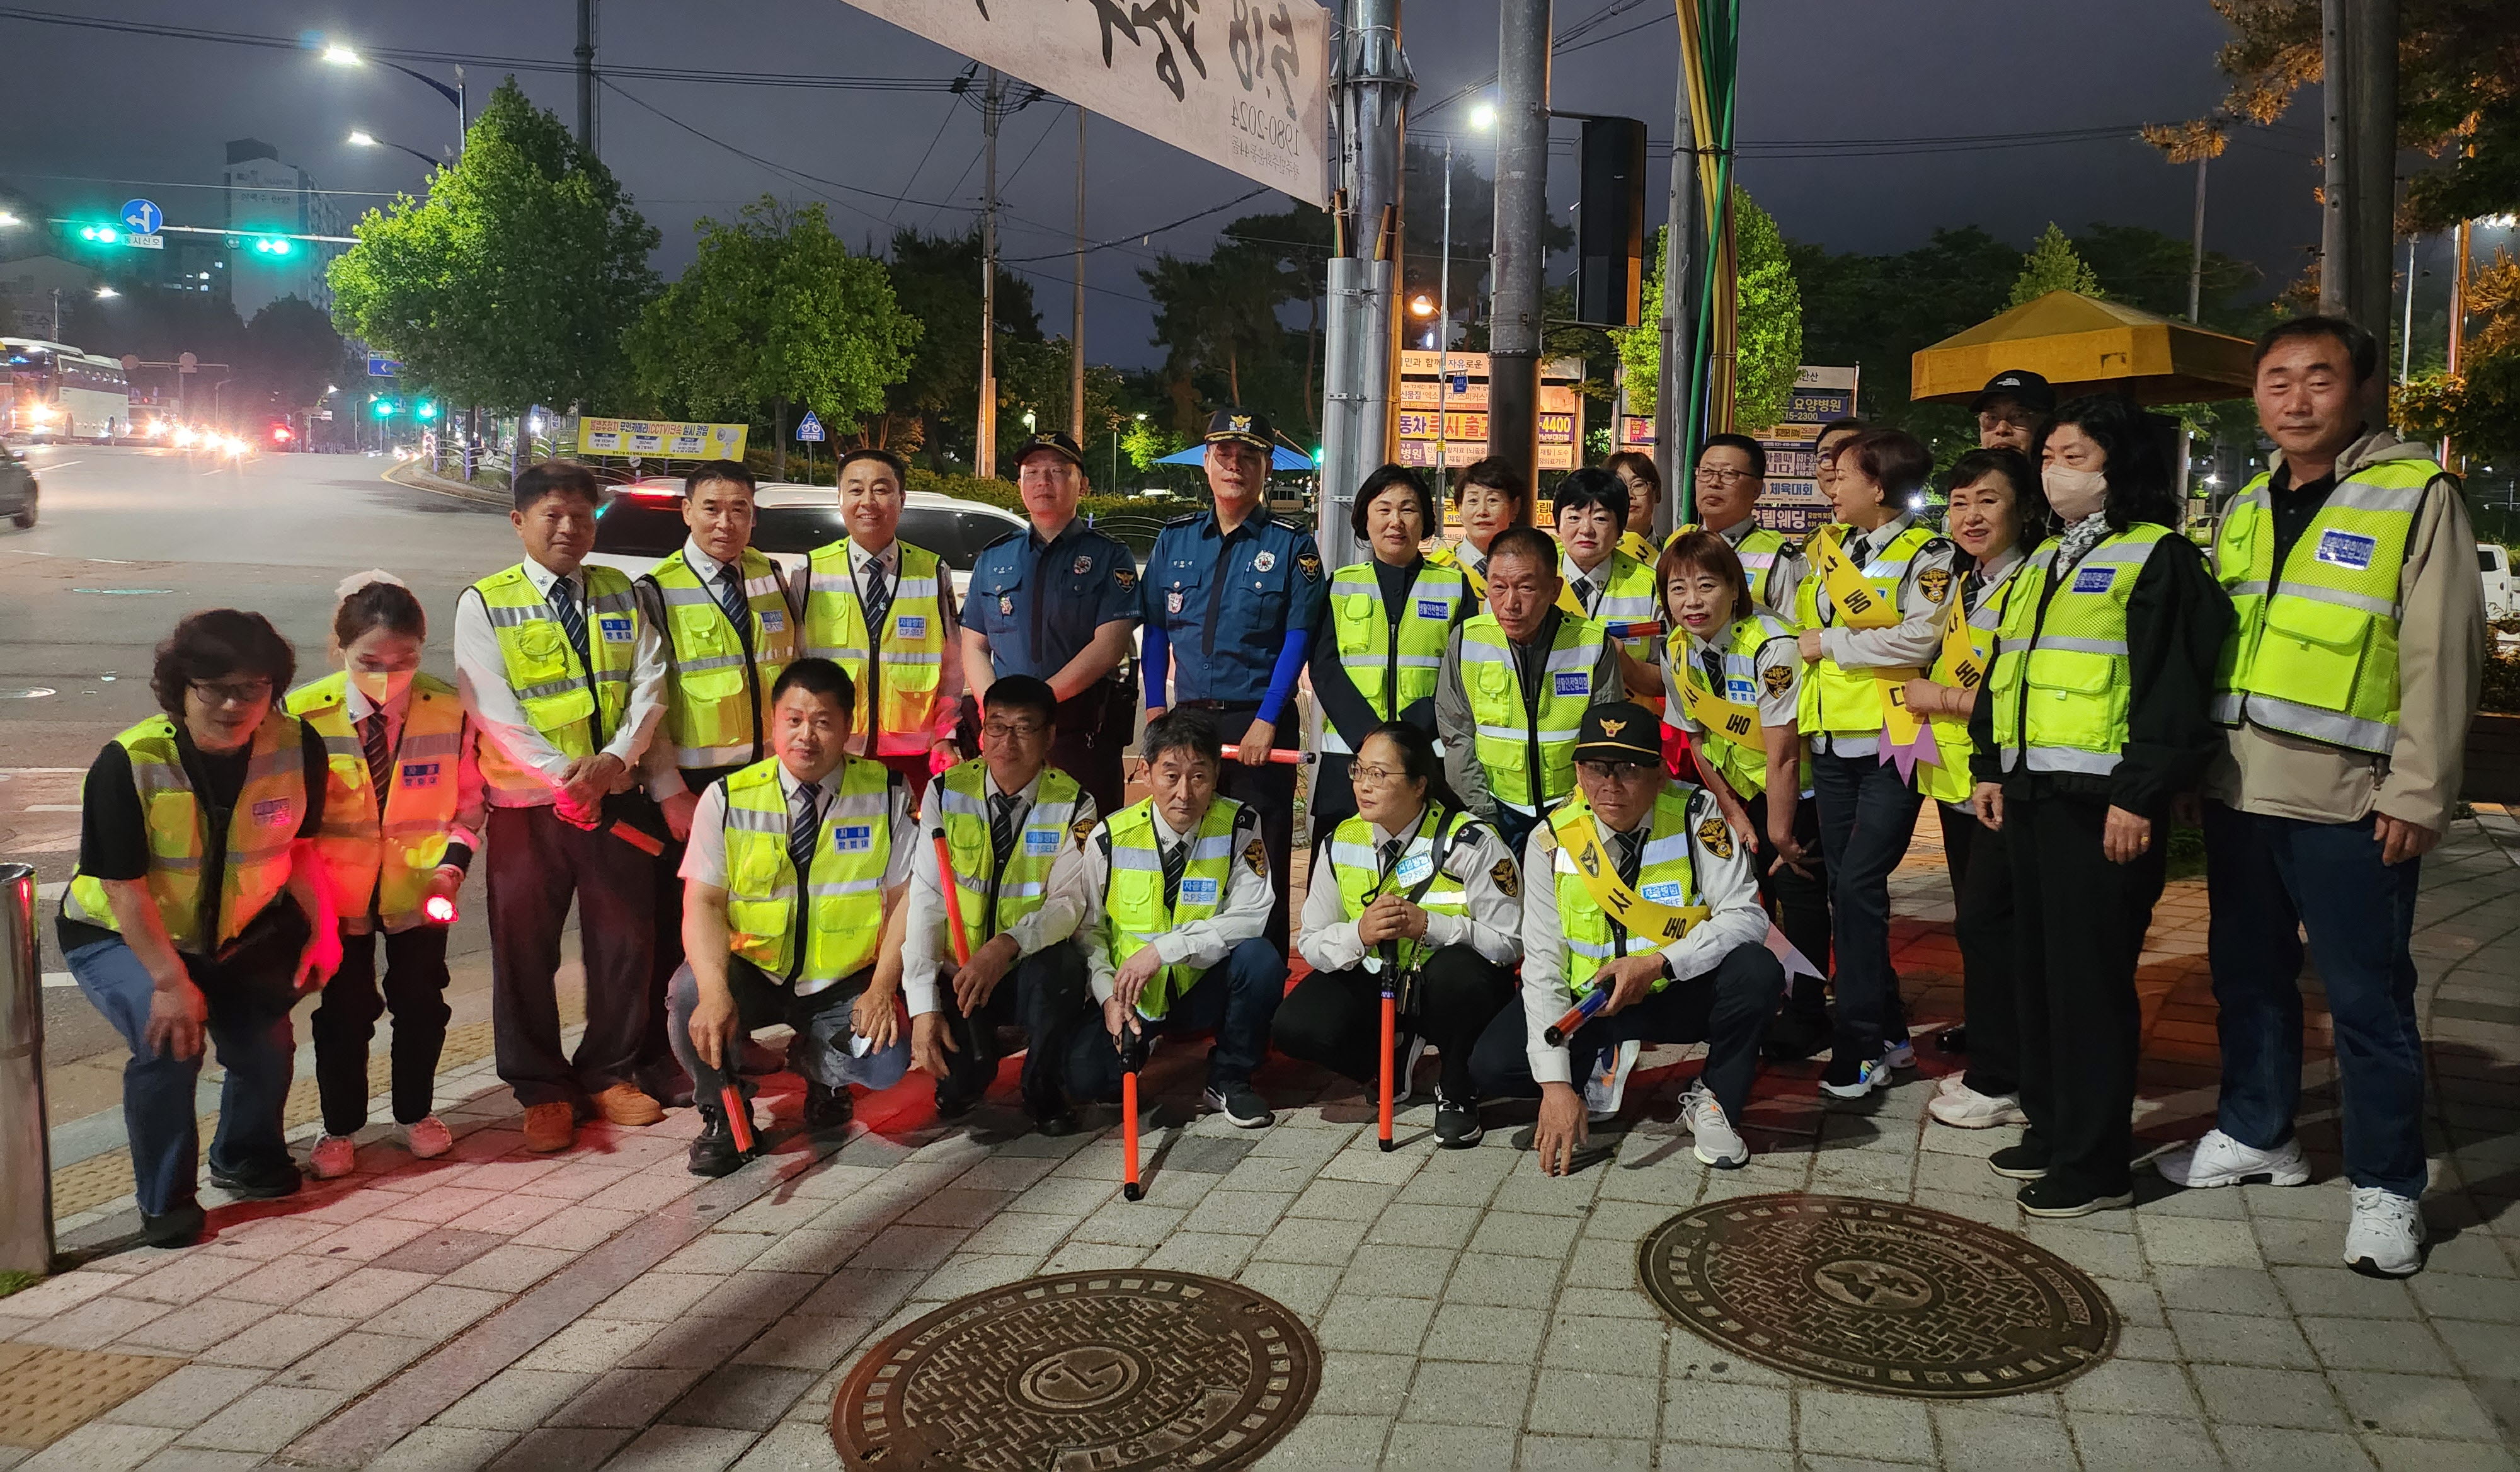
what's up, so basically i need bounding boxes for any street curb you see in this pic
[382,459,506,507]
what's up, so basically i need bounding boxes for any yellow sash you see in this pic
[1675,658,1760,745]
[1937,593,1988,693]
[1567,821,1711,943]
[1812,526,1924,747]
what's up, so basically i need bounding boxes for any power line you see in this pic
[999,186,1275,263]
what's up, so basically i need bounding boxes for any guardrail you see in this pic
[0,863,52,1275]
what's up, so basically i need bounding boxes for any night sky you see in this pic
[4,1,2359,372]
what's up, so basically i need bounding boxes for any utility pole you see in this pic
[2187,152,2209,323]
[1434,135,1452,481]
[976,68,1004,480]
[1487,0,1550,491]
[2400,234,2417,381]
[1652,55,1694,527]
[1318,0,1410,574]
[1071,107,1088,447]
[575,0,595,151]
[2319,0,2397,417]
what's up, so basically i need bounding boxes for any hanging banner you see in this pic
[1622,364,1857,534]
[1395,354,1585,471]
[576,417,750,460]
[838,0,1330,207]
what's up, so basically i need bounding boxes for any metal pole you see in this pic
[2187,153,2209,323]
[575,0,595,150]
[1435,135,1452,486]
[977,69,1003,481]
[1487,0,1550,490]
[2401,233,2417,382]
[455,67,467,156]
[0,864,53,1277]
[1319,0,1410,574]
[2320,0,2397,416]
[1072,107,1089,447]
[1653,54,1692,527]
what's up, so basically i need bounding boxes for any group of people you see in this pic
[60,314,2481,1283]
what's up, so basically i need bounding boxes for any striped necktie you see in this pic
[359,711,392,808]
[861,553,892,637]
[1571,575,1595,612]
[714,563,753,647]
[1160,835,1187,911]
[548,575,590,667]
[988,791,1021,871]
[788,780,822,875]
[1613,830,1641,888]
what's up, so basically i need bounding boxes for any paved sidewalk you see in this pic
[1,811,2514,1471]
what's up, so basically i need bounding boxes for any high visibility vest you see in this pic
[1324,807,1478,974]
[284,672,466,933]
[2209,457,2434,754]
[1915,558,2029,805]
[647,548,795,771]
[1457,611,1608,813]
[1668,522,1794,614]
[1559,549,1660,662]
[1325,560,1470,754]
[1792,522,1940,734]
[719,755,894,991]
[931,758,1082,955]
[64,712,307,954]
[1099,796,1244,1021]
[1429,540,1489,602]
[1670,613,1802,798]
[471,563,639,803]
[1986,525,2172,776]
[803,541,950,757]
[1549,786,1700,998]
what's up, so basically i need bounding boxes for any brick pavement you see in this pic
[1,808,2514,1470]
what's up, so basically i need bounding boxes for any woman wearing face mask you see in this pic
[1968,394,2231,1217]
[1898,449,2048,1131]
[287,573,484,1179]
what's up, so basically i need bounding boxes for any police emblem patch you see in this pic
[1114,566,1137,591]
[1071,815,1098,844]
[1297,551,1321,583]
[1253,550,1277,573]
[1166,590,1186,614]
[1072,554,1095,575]
[1763,665,1793,695]
[1491,858,1519,899]
[999,594,1014,616]
[1243,839,1268,878]
[1918,568,1952,604]
[1696,818,1735,860]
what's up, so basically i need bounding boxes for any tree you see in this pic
[328,78,660,412]
[1731,189,1805,430]
[2010,223,2105,306]
[1142,236,1297,427]
[238,298,352,418]
[875,227,1042,468]
[2397,247,2520,464]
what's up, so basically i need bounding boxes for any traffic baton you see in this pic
[721,1083,756,1154]
[422,895,458,925]
[1118,1025,1149,1201]
[1543,987,1611,1047]
[1377,983,1397,1152]
[931,831,974,969]
[1600,618,1667,640]
[1217,744,1317,766]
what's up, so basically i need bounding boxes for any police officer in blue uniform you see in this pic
[1141,407,1328,955]
[959,431,1142,817]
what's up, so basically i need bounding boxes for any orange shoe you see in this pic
[594,1082,664,1127]
[522,1101,576,1153]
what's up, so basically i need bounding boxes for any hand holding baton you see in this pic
[1217,744,1317,766]
[1118,1024,1151,1200]
[1543,987,1611,1047]
[1600,619,1666,640]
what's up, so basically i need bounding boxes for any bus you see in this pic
[1,338,132,440]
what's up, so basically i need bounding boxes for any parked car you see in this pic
[583,480,1029,582]
[2482,543,2513,622]
[0,442,37,529]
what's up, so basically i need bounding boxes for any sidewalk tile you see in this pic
[2211,1425,2385,1471]
[2271,1265,2420,1320]
[727,1422,843,1471]
[692,1272,821,1321]
[1249,1412,1392,1469]
[2058,1355,2202,1416]
[665,1364,816,1430]
[135,1449,263,1470]
[1252,1214,1370,1265]
[1930,1405,2077,1472]
[306,1214,437,1262]
[2153,1265,2286,1317]
[1317,1294,1435,1354]
[176,1385,350,1452]
[1525,1368,1658,1437]
[513,1206,641,1252]
[1141,1233,1259,1276]
[114,1253,261,1304]
[622,1314,770,1369]
[1380,1420,1499,1468]
[273,1330,435,1392]
[1419,1303,1545,1364]
[2067,1408,2220,1471]
[100,1364,270,1430]
[2192,1364,2349,1429]
[0,1272,120,1319]
[360,1284,510,1343]
[2300,1318,2458,1375]
[1658,1379,1789,1449]
[658,1234,779,1277]
[442,1243,580,1293]
[2361,1436,2519,1471]
[12,1294,171,1350]
[1518,1433,1654,1469]
[518,1319,663,1374]
[1440,1252,1558,1309]
[1311,1350,1415,1417]
[733,1315,874,1372]
[588,1273,728,1322]
[1541,1315,1668,1372]
[897,1187,1019,1229]
[600,1423,757,1471]
[295,1265,438,1320]
[1071,1202,1186,1249]
[1796,1386,1933,1460]
[1552,1287,1659,1320]
[437,1367,600,1430]
[847,1224,971,1270]
[795,1267,925,1323]
[115,1296,278,1354]
[379,1185,511,1226]
[1652,1446,1796,1472]
[1344,1244,1456,1299]
[442,1192,571,1238]
[15,1421,178,1472]
[2171,1308,2318,1367]
[1368,1204,1480,1250]
[745,1231,868,1275]
[1467,1210,1583,1260]
[369,1425,518,1470]
[2330,1371,2505,1441]
[2412,1274,2520,1323]
[1288,1178,1401,1221]
[1233,1262,1340,1318]
[549,1364,710,1427]
[1179,1190,1295,1237]
[222,1253,361,1306]
[194,1309,352,1369]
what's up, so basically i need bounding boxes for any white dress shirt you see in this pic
[1295,809,1523,974]
[1077,801,1272,1003]
[1804,512,1957,759]
[452,555,670,806]
[900,769,1101,1017]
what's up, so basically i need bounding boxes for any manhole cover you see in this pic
[1639,1193,2117,1398]
[833,1271,1320,1470]
[0,1342,185,1447]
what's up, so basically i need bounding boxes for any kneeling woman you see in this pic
[60,611,341,1246]
[1274,722,1521,1147]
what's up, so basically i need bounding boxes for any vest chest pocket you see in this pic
[1473,659,1514,701]
[513,621,570,676]
[144,790,198,860]
[2254,596,2369,713]
[2022,647,2123,749]
[732,846,788,897]
[670,606,746,701]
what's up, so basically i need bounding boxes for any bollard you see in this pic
[0,864,54,1275]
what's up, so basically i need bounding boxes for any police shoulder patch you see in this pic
[1695,817,1736,860]
[1489,858,1520,899]
[1762,664,1794,694]
[1917,566,1952,604]
[1296,551,1322,583]
[1072,814,1099,844]
[1113,566,1137,591]
[1242,839,1268,877]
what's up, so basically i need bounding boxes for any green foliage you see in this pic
[997,340,1130,449]
[2394,250,2520,466]
[2010,223,2105,307]
[0,1270,35,1299]
[1123,416,1185,471]
[2483,647,2520,714]
[876,227,1042,468]
[328,79,660,413]
[1612,187,1803,432]
[1792,226,2020,462]
[238,298,352,416]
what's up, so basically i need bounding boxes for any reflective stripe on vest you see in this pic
[284,672,464,933]
[1559,551,1659,661]
[1671,613,1799,798]
[1668,522,1792,613]
[648,548,795,770]
[802,541,950,757]
[933,758,1080,955]
[1326,561,1469,755]
[1916,560,2027,805]
[1987,527,2169,776]
[1792,522,1939,734]
[720,755,891,991]
[471,563,638,803]
[1101,796,1243,1021]
[1326,807,1475,974]
[1458,612,1608,814]
[1548,787,1700,995]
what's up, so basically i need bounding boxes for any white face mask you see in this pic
[349,669,415,707]
[2043,465,2109,522]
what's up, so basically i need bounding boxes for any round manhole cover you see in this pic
[1639,1193,2117,1398]
[833,1271,1320,1471]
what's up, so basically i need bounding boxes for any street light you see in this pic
[1409,294,1435,316]
[323,41,467,153]
[1469,102,1498,131]
[348,130,442,173]
[93,285,118,299]
[0,211,19,228]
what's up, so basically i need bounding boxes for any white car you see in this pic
[2482,543,2513,622]
[583,480,1030,582]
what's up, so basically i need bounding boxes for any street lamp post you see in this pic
[324,44,466,154]
[348,132,442,175]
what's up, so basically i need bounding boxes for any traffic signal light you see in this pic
[372,398,399,418]
[414,400,438,420]
[77,224,120,244]
[250,236,294,256]
[1311,446,1326,466]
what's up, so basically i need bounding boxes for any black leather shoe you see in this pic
[804,1081,855,1132]
[1989,1141,2051,1180]
[1031,1107,1083,1138]
[687,1113,745,1177]
[140,1200,206,1248]
[209,1163,301,1200]
[1762,1007,1833,1062]
[1936,1024,1970,1055]
[933,1086,979,1121]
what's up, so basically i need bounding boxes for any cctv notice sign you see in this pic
[576,418,750,461]
[837,0,1329,207]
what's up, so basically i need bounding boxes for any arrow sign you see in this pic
[794,410,825,443]
[120,198,162,236]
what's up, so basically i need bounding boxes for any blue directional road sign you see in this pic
[120,198,163,236]
[366,353,401,377]
[794,410,825,443]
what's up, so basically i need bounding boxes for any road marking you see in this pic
[43,972,75,989]
[71,588,173,595]
[23,803,79,812]
[32,459,82,471]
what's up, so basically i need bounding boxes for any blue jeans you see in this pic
[664,960,910,1108]
[1064,938,1286,1100]
[2203,802,2427,1198]
[67,936,300,1217]
[1811,751,1922,1065]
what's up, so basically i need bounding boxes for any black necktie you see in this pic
[988,791,1021,871]
[1698,648,1726,696]
[1160,837,1187,911]
[359,712,392,808]
[1571,575,1595,612]
[1378,836,1406,878]
[862,555,892,638]
[1613,831,1642,888]
[549,575,589,668]
[715,564,753,651]
[788,781,822,875]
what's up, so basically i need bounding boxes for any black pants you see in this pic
[2008,791,2167,1197]
[486,805,660,1110]
[667,960,909,1112]
[1812,751,1921,1062]
[1942,803,2020,1098]
[1063,938,1286,1100]
[928,945,1090,1118]
[1046,676,1134,820]
[1467,942,1785,1122]
[1198,700,1297,958]
[1272,944,1516,1099]
[313,923,452,1135]
[1747,786,1830,1024]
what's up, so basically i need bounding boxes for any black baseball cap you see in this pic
[1203,406,1275,451]
[1572,702,1663,766]
[1012,430,1084,469]
[1969,369,2054,417]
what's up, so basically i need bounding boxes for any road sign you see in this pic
[794,410,825,443]
[123,234,164,250]
[120,198,161,236]
[366,353,400,377]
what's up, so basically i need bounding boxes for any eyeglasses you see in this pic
[1694,467,1756,486]
[982,719,1048,741]
[190,679,273,707]
[1349,763,1409,787]
[1576,759,1659,781]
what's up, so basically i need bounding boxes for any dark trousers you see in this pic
[2203,802,2427,1198]
[1045,676,1133,820]
[1202,701,1298,957]
[1943,804,2020,1098]
[1063,937,1286,1100]
[2010,793,2166,1197]
[928,945,1091,1118]
[1748,787,1831,1023]
[313,923,452,1134]
[486,804,660,1110]
[646,761,743,1103]
[1469,943,1786,1122]
[1272,944,1517,1099]
[1812,752,1923,1063]
[665,959,910,1112]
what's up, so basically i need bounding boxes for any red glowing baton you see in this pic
[423,895,458,925]
[1217,744,1317,766]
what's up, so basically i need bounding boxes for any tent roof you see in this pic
[1910,290,2259,406]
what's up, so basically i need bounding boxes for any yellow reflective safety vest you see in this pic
[64,712,307,955]
[1458,610,1610,814]
[471,563,639,804]
[1667,521,1794,614]
[1547,786,1703,999]
[1915,556,2030,805]
[284,672,466,933]
[2209,456,2436,754]
[931,758,1082,955]
[646,547,795,771]
[1098,795,1247,1021]
[1325,559,1470,754]
[1324,807,1479,974]
[1429,539,1490,602]
[802,541,951,758]
[1618,529,1659,565]
[1670,613,1803,799]
[1792,522,1940,735]
[720,755,895,991]
[1987,525,2172,776]
[1559,549,1660,662]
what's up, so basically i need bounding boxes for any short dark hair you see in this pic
[1837,428,1933,503]
[1349,463,1436,543]
[1603,451,1660,499]
[1455,456,1529,508]
[1355,719,1440,794]
[1941,447,2052,554]
[513,460,602,512]
[770,656,856,712]
[333,576,427,650]
[1656,529,1754,622]
[982,674,1057,729]
[1550,466,1630,528]
[1696,432,1767,481]
[2254,313,2380,386]
[2038,393,2184,532]
[1813,417,1867,452]
[153,609,296,718]
[835,447,907,485]
[1484,523,1559,573]
[683,459,755,500]
[1141,708,1222,768]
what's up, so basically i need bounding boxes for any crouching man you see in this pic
[670,657,915,1175]
[1468,702,1785,1174]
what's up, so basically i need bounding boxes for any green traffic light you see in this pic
[373,399,398,418]
[415,401,438,420]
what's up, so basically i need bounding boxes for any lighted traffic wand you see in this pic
[423,895,457,925]
[1600,619,1667,640]
[1217,744,1317,765]
[1543,987,1611,1047]
[1118,1022,1150,1200]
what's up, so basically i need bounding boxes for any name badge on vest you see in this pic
[832,824,873,853]
[1024,826,1059,856]
[598,615,633,642]
[2070,565,2115,595]
[1416,598,1449,620]
[1553,670,1590,698]
[2315,529,2376,571]
[400,761,442,787]
[1177,875,1220,907]
[1725,676,1756,703]
[895,614,926,640]
[1394,851,1434,887]
[1641,880,1685,906]
[251,798,293,826]
[757,609,786,633]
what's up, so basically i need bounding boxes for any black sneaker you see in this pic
[208,1162,302,1200]
[1989,1142,2051,1180]
[804,1081,855,1133]
[2017,1176,2133,1217]
[1201,1084,1275,1129]
[1031,1107,1084,1138]
[1433,1089,1483,1149]
[140,1200,205,1249]
[1763,1007,1833,1062]
[1935,1023,1970,1055]
[687,1112,746,1177]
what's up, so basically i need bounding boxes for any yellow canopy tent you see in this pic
[1910,290,2257,408]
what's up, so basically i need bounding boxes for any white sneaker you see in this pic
[2155,1129,2311,1188]
[1934,1072,1971,1098]
[404,1115,455,1159]
[1583,1039,1642,1124]
[1819,1057,1894,1101]
[307,1134,356,1180]
[2344,1187,2426,1278]
[1680,1084,1748,1168]
[1881,1038,1917,1070]
[1928,1083,2029,1130]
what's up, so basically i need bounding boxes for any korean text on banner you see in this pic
[577,418,750,461]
